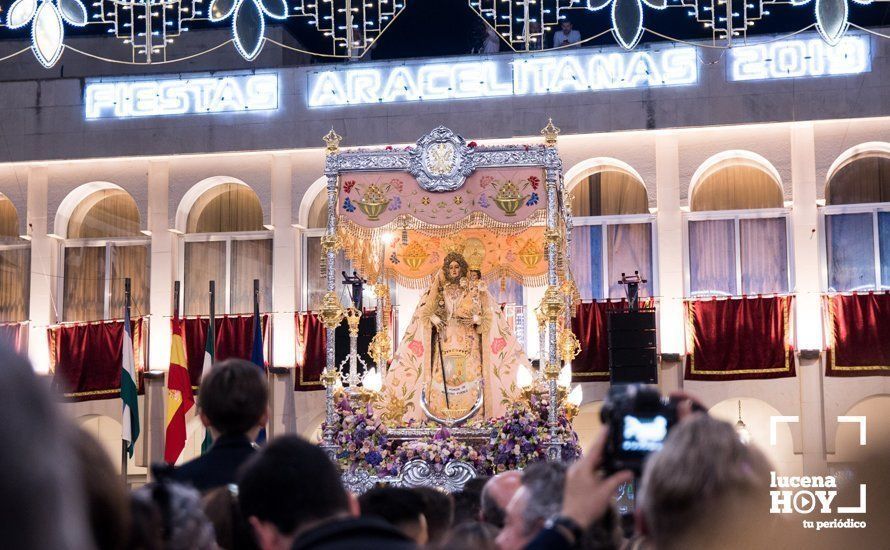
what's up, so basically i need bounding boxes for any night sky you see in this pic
[287,0,890,61]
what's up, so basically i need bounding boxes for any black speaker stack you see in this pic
[607,308,658,384]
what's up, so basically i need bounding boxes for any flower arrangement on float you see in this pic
[323,389,581,477]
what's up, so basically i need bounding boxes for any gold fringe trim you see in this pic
[338,210,548,242]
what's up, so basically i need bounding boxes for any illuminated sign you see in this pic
[307,48,699,107]
[85,73,279,119]
[729,35,870,81]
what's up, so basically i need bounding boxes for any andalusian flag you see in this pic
[164,318,194,464]
[121,306,140,458]
[200,317,215,454]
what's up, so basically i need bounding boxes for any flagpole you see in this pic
[122,277,131,484]
[173,280,180,321]
[201,281,216,454]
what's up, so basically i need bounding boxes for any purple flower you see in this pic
[343,197,356,213]
[479,193,490,208]
[390,252,400,265]
[388,196,402,211]
[365,451,383,466]
[526,193,539,207]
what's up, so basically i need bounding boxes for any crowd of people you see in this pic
[2,345,887,550]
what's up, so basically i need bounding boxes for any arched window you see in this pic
[0,194,29,322]
[61,187,149,322]
[302,184,355,311]
[687,154,788,297]
[182,182,271,315]
[824,148,890,291]
[568,165,654,300]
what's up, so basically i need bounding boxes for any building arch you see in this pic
[297,176,330,229]
[175,176,263,234]
[710,397,802,476]
[824,142,890,205]
[55,181,137,239]
[565,158,649,216]
[689,151,783,212]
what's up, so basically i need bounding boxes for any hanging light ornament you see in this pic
[6,0,88,68]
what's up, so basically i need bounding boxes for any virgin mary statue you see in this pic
[379,252,527,426]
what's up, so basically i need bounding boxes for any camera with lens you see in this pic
[600,384,678,476]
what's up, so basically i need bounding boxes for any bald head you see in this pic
[480,471,522,528]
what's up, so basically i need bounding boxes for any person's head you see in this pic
[133,481,217,550]
[202,485,258,550]
[638,414,773,550]
[70,427,131,550]
[198,358,268,438]
[443,252,469,284]
[414,487,454,544]
[359,487,428,545]
[561,20,573,32]
[0,347,92,549]
[238,436,353,550]
[452,476,488,524]
[496,462,566,550]
[480,470,521,528]
[440,521,499,550]
[469,269,482,283]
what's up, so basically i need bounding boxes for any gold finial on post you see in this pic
[323,127,342,155]
[344,307,362,337]
[319,291,346,329]
[541,118,560,147]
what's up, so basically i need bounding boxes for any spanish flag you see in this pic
[164,318,194,464]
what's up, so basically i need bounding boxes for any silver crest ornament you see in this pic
[409,127,476,192]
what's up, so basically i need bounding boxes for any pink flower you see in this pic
[343,180,356,194]
[385,145,393,151]
[480,176,495,188]
[408,339,424,357]
[468,141,477,148]
[491,338,507,354]
[390,178,404,192]
[527,176,540,190]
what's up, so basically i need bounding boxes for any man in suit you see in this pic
[169,358,268,492]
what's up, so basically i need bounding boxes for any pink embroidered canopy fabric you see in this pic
[338,168,546,228]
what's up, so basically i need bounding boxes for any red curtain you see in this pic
[825,293,890,377]
[571,300,653,381]
[684,296,794,381]
[295,313,326,391]
[0,322,27,354]
[49,318,147,402]
[181,315,270,388]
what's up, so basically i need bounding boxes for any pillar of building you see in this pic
[148,161,173,371]
[270,154,297,436]
[790,122,828,475]
[654,132,684,393]
[27,165,53,374]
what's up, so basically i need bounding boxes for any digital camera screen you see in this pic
[621,414,668,454]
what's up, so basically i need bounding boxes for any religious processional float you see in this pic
[316,123,585,493]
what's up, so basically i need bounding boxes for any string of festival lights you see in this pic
[0,0,886,68]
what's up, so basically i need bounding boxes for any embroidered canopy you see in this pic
[329,127,562,288]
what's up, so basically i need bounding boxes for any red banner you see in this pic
[684,296,794,381]
[825,293,890,377]
[0,322,27,354]
[49,318,147,401]
[295,310,380,391]
[570,300,654,381]
[181,315,269,388]
[295,312,326,391]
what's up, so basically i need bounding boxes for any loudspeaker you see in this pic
[608,309,658,384]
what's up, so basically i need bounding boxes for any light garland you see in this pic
[0,0,887,68]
